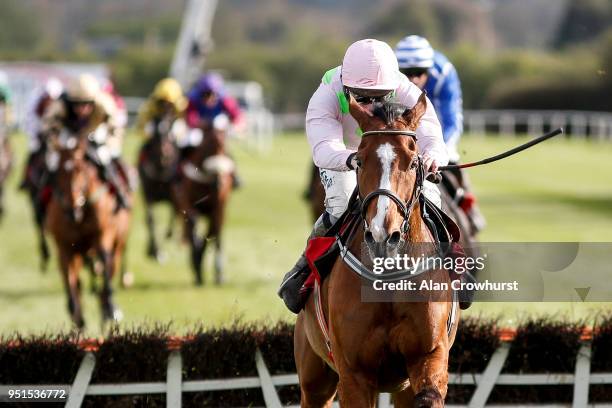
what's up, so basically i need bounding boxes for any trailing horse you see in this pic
[0,121,12,221]
[45,133,130,328]
[137,115,180,262]
[175,119,234,285]
[295,94,459,407]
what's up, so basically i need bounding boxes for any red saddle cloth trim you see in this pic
[303,236,337,289]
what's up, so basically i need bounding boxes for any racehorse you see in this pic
[305,163,325,223]
[175,118,234,285]
[45,133,130,328]
[137,115,180,262]
[0,119,13,220]
[21,139,52,271]
[294,93,458,407]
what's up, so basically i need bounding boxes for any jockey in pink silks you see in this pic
[278,39,449,313]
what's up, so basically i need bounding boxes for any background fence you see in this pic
[274,110,612,140]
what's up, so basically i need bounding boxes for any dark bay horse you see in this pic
[175,122,233,285]
[137,116,180,262]
[295,94,458,407]
[46,134,130,328]
[305,163,325,223]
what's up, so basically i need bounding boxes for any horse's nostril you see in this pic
[387,231,402,247]
[365,230,375,245]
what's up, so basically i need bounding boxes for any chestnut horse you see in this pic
[46,134,130,328]
[175,122,233,285]
[294,94,458,407]
[137,115,180,262]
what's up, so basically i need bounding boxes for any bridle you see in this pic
[357,129,424,236]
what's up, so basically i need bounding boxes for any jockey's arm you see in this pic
[437,67,463,146]
[185,100,201,128]
[221,96,246,132]
[306,84,353,172]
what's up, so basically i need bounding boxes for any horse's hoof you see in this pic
[122,272,135,288]
[112,308,124,322]
[156,252,168,264]
[414,389,443,408]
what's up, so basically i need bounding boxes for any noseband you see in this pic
[358,130,424,235]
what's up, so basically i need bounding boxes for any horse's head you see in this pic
[49,133,91,223]
[349,92,427,259]
[200,114,229,156]
[152,116,179,167]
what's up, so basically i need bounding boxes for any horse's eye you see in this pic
[355,157,362,168]
[409,159,417,170]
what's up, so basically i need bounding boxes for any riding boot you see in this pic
[459,271,477,310]
[103,164,130,211]
[278,211,335,314]
[448,242,476,310]
[19,152,37,191]
[113,158,136,192]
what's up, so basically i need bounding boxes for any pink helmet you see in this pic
[341,39,400,91]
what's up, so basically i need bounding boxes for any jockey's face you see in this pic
[345,87,393,108]
[400,68,429,90]
[72,101,95,120]
[156,99,174,115]
[201,90,217,107]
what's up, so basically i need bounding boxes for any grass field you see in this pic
[0,131,611,335]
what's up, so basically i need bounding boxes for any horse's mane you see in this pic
[371,101,409,126]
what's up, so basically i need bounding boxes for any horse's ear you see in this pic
[402,91,427,127]
[348,91,372,127]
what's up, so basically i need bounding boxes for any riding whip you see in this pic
[439,127,564,171]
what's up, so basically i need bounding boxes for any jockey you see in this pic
[0,76,13,131]
[137,77,188,141]
[41,74,130,210]
[278,39,449,314]
[20,78,64,190]
[395,35,486,233]
[185,73,244,188]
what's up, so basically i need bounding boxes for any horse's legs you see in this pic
[98,247,122,323]
[294,314,338,407]
[407,346,448,408]
[59,250,85,328]
[31,192,50,272]
[208,208,225,285]
[335,371,377,407]
[145,204,160,261]
[187,214,204,285]
[165,205,175,240]
[392,387,415,408]
[0,184,4,220]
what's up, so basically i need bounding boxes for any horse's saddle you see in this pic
[304,190,461,287]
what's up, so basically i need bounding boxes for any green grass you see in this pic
[0,132,611,335]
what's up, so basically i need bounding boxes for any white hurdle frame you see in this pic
[1,342,611,407]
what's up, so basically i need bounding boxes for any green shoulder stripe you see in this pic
[322,67,339,85]
[336,91,349,114]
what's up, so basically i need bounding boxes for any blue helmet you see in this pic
[191,73,225,99]
[395,35,435,69]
